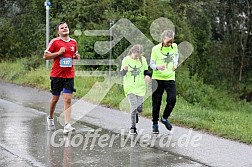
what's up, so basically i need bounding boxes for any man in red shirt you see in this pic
[43,22,80,134]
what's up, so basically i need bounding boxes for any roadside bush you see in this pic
[23,66,50,89]
[176,67,221,109]
[22,55,44,71]
[0,60,26,81]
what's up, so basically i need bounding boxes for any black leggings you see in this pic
[152,79,176,124]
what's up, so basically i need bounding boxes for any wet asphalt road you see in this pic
[0,82,206,167]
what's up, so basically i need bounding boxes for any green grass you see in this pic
[0,60,26,81]
[0,60,252,144]
[171,97,252,143]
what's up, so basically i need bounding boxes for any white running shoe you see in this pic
[47,116,55,131]
[63,123,76,134]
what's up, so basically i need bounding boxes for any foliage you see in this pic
[0,0,252,144]
[0,59,26,81]
[22,55,44,71]
[1,61,251,144]
[0,0,252,97]
[177,67,219,109]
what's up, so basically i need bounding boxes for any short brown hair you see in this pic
[56,21,67,31]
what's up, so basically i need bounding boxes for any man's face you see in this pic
[58,23,69,37]
[162,36,173,47]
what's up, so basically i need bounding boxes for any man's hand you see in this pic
[58,47,65,56]
[73,53,80,59]
[43,47,65,60]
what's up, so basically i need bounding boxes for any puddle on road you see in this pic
[0,98,206,167]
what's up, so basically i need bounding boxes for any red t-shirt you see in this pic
[45,37,77,78]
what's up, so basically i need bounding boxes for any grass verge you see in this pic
[0,59,251,144]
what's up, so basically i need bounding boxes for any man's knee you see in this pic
[51,96,60,104]
[64,98,71,104]
[64,95,72,104]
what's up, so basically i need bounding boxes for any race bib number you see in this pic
[60,58,72,67]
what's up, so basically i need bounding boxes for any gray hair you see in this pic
[161,30,175,40]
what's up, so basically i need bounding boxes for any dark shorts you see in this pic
[50,77,76,96]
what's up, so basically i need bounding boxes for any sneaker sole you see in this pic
[48,126,56,131]
[63,129,76,134]
[129,133,137,135]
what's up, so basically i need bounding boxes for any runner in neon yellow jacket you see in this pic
[150,30,179,134]
[120,44,151,135]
